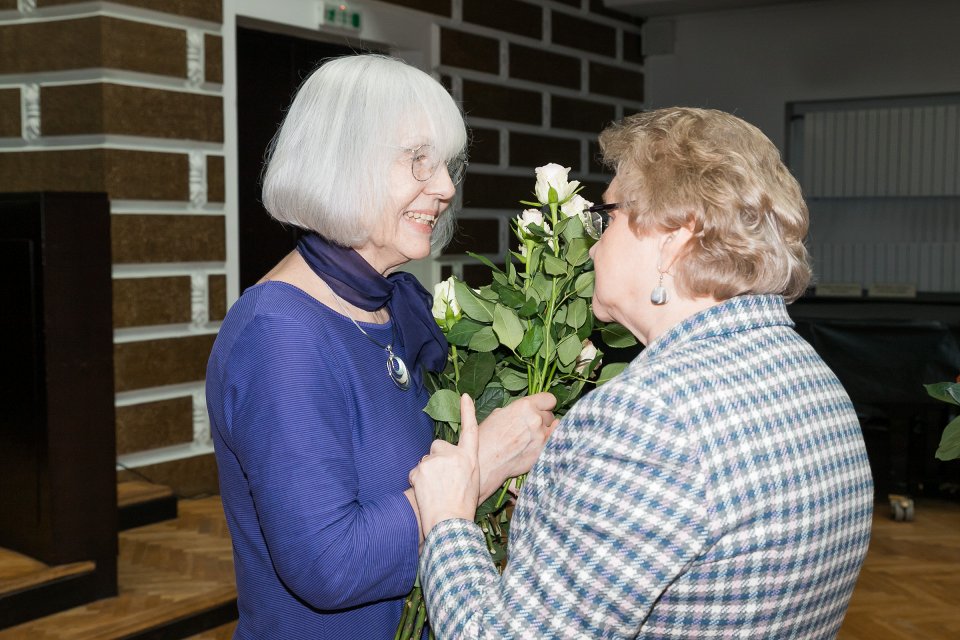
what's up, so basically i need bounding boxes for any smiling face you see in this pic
[356,140,457,275]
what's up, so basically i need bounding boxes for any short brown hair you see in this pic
[599,107,811,302]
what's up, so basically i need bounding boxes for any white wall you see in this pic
[644,0,960,150]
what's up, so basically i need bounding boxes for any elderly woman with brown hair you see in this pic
[409,107,874,639]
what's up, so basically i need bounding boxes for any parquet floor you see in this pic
[2,497,956,639]
[838,499,960,639]
[0,497,235,640]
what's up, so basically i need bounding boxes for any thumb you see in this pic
[459,393,480,461]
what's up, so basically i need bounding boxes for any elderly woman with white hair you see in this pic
[205,54,554,639]
[410,107,874,639]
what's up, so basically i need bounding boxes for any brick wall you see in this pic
[372,0,644,284]
[0,0,225,496]
[0,0,642,495]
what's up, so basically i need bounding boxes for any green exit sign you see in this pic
[324,2,362,31]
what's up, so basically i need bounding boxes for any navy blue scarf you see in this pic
[296,232,447,391]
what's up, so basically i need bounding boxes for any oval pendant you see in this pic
[650,285,668,306]
[387,352,410,391]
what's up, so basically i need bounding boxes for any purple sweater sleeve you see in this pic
[224,314,420,609]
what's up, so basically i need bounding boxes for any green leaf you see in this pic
[543,254,568,276]
[518,322,544,358]
[498,367,528,392]
[474,385,507,423]
[565,238,590,267]
[561,214,584,242]
[477,285,499,302]
[455,280,494,322]
[493,304,525,350]
[466,251,504,275]
[553,305,567,325]
[519,199,542,207]
[596,361,628,386]
[494,283,525,308]
[446,317,485,346]
[459,352,496,397]
[506,259,517,285]
[576,314,594,341]
[556,333,582,366]
[517,297,541,318]
[935,415,960,461]
[527,246,543,274]
[531,273,552,302]
[574,271,595,298]
[424,389,460,422]
[565,298,588,329]
[925,382,960,406]
[468,326,499,352]
[600,322,639,348]
[548,185,558,203]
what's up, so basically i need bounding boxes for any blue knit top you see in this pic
[206,281,433,639]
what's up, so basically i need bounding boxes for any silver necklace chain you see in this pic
[321,278,411,391]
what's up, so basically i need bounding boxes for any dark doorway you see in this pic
[236,27,360,291]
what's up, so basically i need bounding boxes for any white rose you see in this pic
[517,208,551,236]
[432,276,461,322]
[560,193,593,219]
[574,339,599,374]
[535,163,580,204]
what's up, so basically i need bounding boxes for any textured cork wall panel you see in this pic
[38,0,223,23]
[206,155,224,202]
[205,34,223,83]
[509,44,580,90]
[113,276,192,328]
[0,88,20,137]
[116,453,219,498]
[208,274,227,321]
[440,28,499,74]
[107,149,190,199]
[0,18,186,77]
[589,61,644,102]
[552,11,617,57]
[551,95,617,133]
[462,173,537,210]
[0,149,106,191]
[0,0,17,9]
[462,79,541,125]
[116,396,194,455]
[112,214,226,263]
[114,334,216,392]
[463,0,541,39]
[42,84,224,142]
[509,132,580,170]
[374,0,451,17]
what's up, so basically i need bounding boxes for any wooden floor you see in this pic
[838,499,960,639]
[2,497,957,639]
[0,497,235,640]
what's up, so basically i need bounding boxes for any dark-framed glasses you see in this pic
[408,144,469,185]
[583,202,621,239]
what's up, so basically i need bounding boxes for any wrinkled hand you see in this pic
[477,391,556,501]
[410,394,481,536]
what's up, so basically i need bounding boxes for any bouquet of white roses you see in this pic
[396,164,637,640]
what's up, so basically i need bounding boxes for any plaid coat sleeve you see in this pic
[420,387,709,639]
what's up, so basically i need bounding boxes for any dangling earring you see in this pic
[651,266,668,305]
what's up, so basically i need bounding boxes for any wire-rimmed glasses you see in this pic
[407,144,469,185]
[583,202,621,240]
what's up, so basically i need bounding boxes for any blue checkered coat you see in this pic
[420,295,874,639]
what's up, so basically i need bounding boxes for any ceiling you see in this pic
[603,0,814,17]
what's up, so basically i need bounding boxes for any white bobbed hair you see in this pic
[261,54,467,249]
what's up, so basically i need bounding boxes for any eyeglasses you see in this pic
[406,144,469,185]
[583,202,622,239]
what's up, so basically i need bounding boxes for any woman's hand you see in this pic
[476,392,556,501]
[410,394,481,535]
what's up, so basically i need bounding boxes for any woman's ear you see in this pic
[660,223,695,273]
